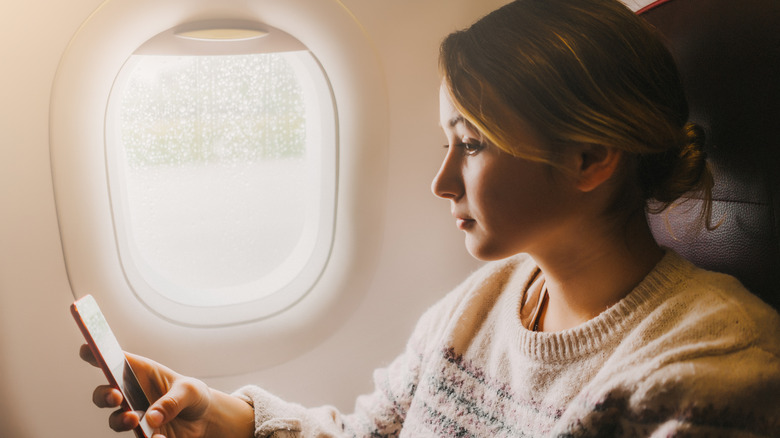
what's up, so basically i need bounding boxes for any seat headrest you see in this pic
[640,0,780,310]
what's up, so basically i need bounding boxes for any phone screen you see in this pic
[71,295,153,438]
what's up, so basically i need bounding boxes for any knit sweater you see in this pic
[236,251,780,437]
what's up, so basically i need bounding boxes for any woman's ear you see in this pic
[573,144,622,192]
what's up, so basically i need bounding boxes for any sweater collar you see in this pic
[512,249,694,361]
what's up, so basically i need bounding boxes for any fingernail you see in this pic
[146,409,163,428]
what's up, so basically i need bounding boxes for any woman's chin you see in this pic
[465,238,513,262]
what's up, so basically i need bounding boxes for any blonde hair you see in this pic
[439,0,713,223]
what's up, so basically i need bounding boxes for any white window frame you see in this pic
[104,23,338,326]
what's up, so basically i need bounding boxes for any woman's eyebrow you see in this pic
[448,115,467,127]
[436,115,466,129]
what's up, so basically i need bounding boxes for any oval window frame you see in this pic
[104,21,338,325]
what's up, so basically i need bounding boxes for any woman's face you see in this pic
[432,86,579,261]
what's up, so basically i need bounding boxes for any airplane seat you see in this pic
[639,0,780,311]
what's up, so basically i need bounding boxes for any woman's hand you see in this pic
[79,345,255,438]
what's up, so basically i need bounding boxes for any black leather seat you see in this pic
[640,0,780,310]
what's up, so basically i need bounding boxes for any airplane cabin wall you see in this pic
[0,1,510,437]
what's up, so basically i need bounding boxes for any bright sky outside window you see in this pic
[106,28,337,311]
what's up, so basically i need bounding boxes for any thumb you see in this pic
[145,379,205,429]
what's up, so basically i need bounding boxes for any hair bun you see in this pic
[640,122,711,211]
[683,123,707,162]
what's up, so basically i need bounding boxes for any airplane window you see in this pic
[105,24,337,312]
[50,0,385,362]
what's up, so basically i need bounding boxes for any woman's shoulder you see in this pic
[408,254,537,352]
[560,252,780,436]
[619,250,780,395]
[596,249,780,393]
[628,259,780,435]
[436,253,537,314]
[653,250,780,352]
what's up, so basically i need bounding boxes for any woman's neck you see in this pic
[531,212,663,332]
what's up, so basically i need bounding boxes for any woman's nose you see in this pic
[431,148,462,200]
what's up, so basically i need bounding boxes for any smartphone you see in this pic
[71,294,153,438]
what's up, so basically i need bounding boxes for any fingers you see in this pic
[123,351,175,399]
[146,378,208,429]
[80,346,204,437]
[108,408,140,432]
[92,385,123,408]
[90,385,144,432]
[79,344,98,367]
[80,346,178,435]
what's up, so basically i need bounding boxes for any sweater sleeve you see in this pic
[232,340,426,437]
[232,343,423,437]
[233,273,480,438]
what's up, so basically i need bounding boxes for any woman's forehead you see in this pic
[438,87,474,130]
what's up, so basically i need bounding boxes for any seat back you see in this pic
[640,0,780,310]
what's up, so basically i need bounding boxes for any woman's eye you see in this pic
[460,142,484,155]
[441,140,484,155]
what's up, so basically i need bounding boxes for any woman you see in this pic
[82,0,780,436]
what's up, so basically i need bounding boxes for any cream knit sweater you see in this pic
[236,251,780,437]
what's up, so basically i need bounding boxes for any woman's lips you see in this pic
[456,218,476,230]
